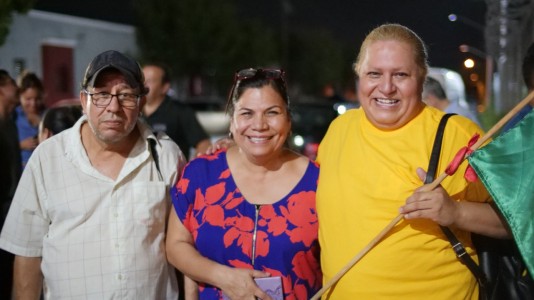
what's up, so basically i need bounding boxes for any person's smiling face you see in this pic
[357,40,425,130]
[20,87,42,115]
[230,84,291,162]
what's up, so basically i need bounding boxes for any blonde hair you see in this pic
[354,24,429,80]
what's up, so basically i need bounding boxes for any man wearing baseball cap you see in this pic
[0,50,185,299]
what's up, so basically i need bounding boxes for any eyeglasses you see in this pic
[234,68,285,81]
[83,89,140,109]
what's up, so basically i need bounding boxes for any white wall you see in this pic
[0,10,137,93]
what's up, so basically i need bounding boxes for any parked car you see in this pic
[289,101,358,160]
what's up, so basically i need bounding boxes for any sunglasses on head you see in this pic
[226,68,286,114]
[234,68,285,81]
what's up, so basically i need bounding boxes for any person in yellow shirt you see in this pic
[316,23,509,299]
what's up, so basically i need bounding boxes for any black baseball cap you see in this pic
[82,50,147,94]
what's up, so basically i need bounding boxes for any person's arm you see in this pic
[13,255,43,300]
[400,168,510,238]
[183,275,199,300]
[20,136,38,151]
[165,210,271,300]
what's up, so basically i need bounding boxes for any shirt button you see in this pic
[118,274,122,280]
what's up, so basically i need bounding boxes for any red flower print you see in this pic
[266,216,288,236]
[236,231,254,256]
[222,189,244,209]
[205,182,226,205]
[254,230,270,258]
[287,222,318,247]
[284,191,317,227]
[224,227,253,256]
[203,205,225,227]
[292,247,321,288]
[282,191,318,246]
[219,168,231,179]
[223,214,255,256]
[176,178,189,194]
[258,206,287,236]
[285,294,296,300]
[229,259,253,270]
[193,188,206,211]
[292,283,308,300]
[224,227,241,247]
[259,206,276,219]
[225,213,254,231]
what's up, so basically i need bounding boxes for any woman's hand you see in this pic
[20,136,38,150]
[400,167,510,238]
[218,268,272,300]
[200,136,235,156]
[399,167,460,226]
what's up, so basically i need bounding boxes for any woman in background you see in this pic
[16,72,46,167]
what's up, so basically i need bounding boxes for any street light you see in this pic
[448,14,484,32]
[464,58,475,69]
[459,44,494,110]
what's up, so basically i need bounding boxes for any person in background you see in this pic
[16,71,46,168]
[166,68,322,299]
[0,50,185,299]
[502,41,534,131]
[37,104,83,143]
[316,24,508,299]
[0,69,21,300]
[422,76,481,126]
[142,63,210,159]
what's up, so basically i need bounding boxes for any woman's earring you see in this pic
[228,132,233,139]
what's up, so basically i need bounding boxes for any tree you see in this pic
[0,0,36,46]
[134,0,278,96]
[288,28,350,97]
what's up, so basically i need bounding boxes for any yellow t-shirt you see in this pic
[316,106,489,299]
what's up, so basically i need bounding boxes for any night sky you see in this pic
[235,0,487,71]
[34,0,487,72]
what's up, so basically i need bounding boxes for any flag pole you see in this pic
[311,91,534,300]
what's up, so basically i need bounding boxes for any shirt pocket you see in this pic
[131,181,168,230]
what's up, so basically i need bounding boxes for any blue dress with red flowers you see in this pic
[171,150,322,300]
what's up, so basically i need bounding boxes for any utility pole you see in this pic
[485,0,534,114]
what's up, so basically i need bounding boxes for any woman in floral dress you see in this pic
[166,68,322,300]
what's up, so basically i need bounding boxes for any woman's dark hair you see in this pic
[0,69,16,87]
[41,105,83,135]
[18,72,44,96]
[226,68,290,117]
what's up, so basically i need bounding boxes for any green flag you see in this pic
[468,110,534,276]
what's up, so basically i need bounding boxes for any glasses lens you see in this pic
[235,68,284,81]
[118,94,139,108]
[262,69,283,80]
[236,68,258,80]
[91,93,110,107]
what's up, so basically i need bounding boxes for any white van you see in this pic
[428,67,470,110]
